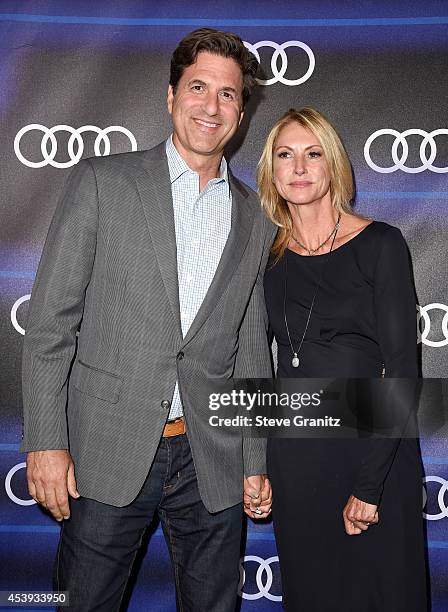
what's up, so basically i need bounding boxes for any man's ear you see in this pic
[167,84,174,115]
[238,110,244,127]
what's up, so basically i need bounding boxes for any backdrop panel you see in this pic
[1,1,447,610]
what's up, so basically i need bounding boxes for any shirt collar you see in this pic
[165,135,229,187]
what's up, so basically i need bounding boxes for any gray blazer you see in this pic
[21,141,276,512]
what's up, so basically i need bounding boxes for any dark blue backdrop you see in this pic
[1,1,447,610]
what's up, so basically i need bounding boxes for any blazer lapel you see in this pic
[181,172,254,347]
[135,143,183,339]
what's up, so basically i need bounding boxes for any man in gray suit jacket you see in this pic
[21,28,275,611]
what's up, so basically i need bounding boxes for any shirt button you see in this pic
[161,400,171,409]
[177,351,184,360]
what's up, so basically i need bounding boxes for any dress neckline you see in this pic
[286,220,375,259]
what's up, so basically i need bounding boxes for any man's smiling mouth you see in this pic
[194,119,221,128]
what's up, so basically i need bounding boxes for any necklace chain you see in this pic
[292,214,341,256]
[284,214,341,368]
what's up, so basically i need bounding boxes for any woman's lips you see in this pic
[288,181,312,187]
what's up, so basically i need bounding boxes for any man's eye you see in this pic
[221,91,234,100]
[191,85,204,92]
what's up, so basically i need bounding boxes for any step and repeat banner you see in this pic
[1,1,447,610]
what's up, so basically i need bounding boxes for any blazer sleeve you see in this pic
[21,159,98,452]
[352,226,418,505]
[234,219,277,476]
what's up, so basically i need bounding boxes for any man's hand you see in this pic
[26,450,80,521]
[243,474,272,519]
[343,494,379,535]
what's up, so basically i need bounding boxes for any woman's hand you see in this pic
[244,474,272,519]
[343,495,379,535]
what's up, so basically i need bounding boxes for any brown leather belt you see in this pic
[162,417,186,437]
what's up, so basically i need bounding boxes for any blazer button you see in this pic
[177,351,184,360]
[161,400,171,409]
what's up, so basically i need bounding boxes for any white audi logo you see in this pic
[11,294,30,336]
[5,463,36,506]
[417,303,448,348]
[423,476,448,521]
[364,128,448,173]
[244,40,315,86]
[238,555,282,601]
[14,124,138,168]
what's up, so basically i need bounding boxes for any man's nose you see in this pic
[202,91,219,116]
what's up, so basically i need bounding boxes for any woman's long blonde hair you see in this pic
[257,107,355,260]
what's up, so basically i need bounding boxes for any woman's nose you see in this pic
[294,157,306,175]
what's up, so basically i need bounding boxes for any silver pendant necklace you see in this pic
[292,215,340,257]
[284,217,340,368]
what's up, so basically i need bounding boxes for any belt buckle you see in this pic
[163,416,185,437]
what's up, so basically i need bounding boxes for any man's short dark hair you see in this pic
[170,28,259,108]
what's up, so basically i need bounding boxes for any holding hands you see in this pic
[244,474,272,519]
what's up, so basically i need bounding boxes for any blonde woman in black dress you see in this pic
[259,108,427,611]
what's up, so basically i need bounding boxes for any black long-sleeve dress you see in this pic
[264,221,428,612]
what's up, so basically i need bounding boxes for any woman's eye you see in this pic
[278,151,291,158]
[308,151,322,158]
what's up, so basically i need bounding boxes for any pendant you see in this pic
[292,353,300,368]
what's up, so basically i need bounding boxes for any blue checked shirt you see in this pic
[166,136,232,420]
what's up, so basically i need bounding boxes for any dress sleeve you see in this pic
[352,226,418,506]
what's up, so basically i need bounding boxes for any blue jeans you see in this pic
[54,434,243,611]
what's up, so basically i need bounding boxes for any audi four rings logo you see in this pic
[238,555,282,601]
[417,304,448,348]
[423,476,448,521]
[5,463,36,506]
[243,40,315,86]
[10,294,30,336]
[364,129,448,173]
[14,124,138,168]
